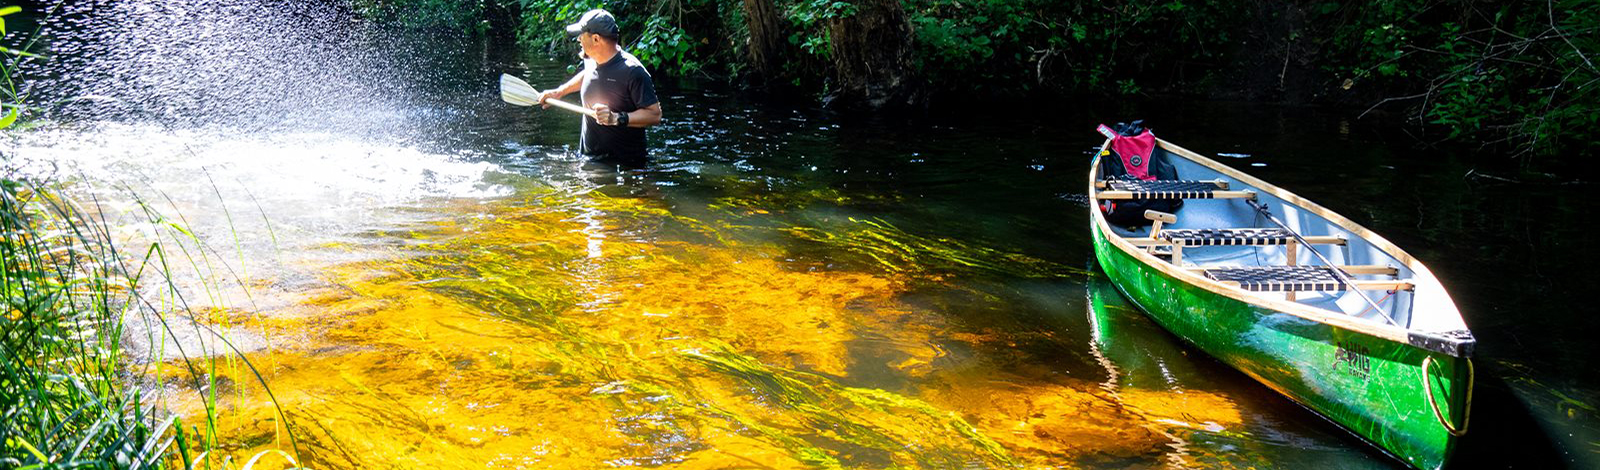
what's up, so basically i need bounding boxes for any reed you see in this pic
[3,37,298,470]
[3,3,301,465]
[0,177,304,470]
[0,177,170,467]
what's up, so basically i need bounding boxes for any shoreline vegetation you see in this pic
[3,7,300,467]
[363,0,1597,161]
[0,175,302,469]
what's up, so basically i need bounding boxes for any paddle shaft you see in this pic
[541,96,598,119]
[1245,199,1400,326]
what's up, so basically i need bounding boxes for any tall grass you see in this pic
[0,177,306,469]
[1,4,43,129]
[1,178,176,468]
[2,6,299,469]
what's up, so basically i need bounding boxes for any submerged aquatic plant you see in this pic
[785,217,1087,280]
[155,183,1251,468]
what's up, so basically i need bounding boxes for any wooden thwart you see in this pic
[1336,265,1401,276]
[1349,280,1415,291]
[1144,210,1177,224]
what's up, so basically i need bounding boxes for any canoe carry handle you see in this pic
[1422,356,1474,436]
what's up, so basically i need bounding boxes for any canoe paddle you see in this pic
[500,73,597,119]
[1245,199,1399,326]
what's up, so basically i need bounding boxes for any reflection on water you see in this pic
[1083,278,1393,469]
[8,0,1597,467]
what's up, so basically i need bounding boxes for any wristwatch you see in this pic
[615,111,629,127]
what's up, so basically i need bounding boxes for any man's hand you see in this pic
[591,103,622,126]
[538,90,561,109]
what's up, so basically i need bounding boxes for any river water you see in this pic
[4,1,1595,468]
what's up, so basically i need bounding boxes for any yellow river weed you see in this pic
[159,183,1243,469]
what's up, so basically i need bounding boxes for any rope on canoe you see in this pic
[1423,356,1474,437]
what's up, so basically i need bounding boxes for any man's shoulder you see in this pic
[616,51,652,77]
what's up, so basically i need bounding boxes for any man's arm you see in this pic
[539,72,585,107]
[591,102,661,128]
[626,103,661,127]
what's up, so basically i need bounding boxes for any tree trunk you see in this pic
[742,0,787,84]
[825,0,922,108]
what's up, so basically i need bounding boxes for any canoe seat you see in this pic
[1098,180,1255,200]
[1158,228,1347,247]
[1203,266,1413,292]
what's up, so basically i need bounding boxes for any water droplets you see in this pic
[24,0,454,138]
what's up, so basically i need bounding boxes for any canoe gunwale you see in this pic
[1086,138,1475,358]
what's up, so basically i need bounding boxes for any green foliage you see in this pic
[500,0,1245,96]
[906,0,1025,78]
[1528,0,1600,156]
[2,10,300,462]
[631,13,701,76]
[1117,78,1142,96]
[785,0,856,60]
[511,0,604,54]
[1,5,40,129]
[902,0,1243,95]
[369,0,1595,157]
[354,0,492,34]
[507,0,725,77]
[1318,0,1600,156]
[1,179,173,468]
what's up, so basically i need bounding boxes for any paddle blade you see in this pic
[500,73,542,106]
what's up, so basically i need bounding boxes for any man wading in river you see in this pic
[538,9,662,163]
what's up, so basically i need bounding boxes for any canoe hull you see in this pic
[1090,220,1470,470]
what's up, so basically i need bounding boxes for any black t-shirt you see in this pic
[579,51,659,161]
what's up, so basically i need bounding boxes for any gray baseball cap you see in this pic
[565,9,619,38]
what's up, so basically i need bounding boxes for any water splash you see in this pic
[21,0,472,137]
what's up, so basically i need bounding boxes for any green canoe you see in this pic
[1087,135,1475,469]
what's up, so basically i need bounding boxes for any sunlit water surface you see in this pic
[4,0,1595,468]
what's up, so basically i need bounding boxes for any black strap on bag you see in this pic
[1099,120,1183,226]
